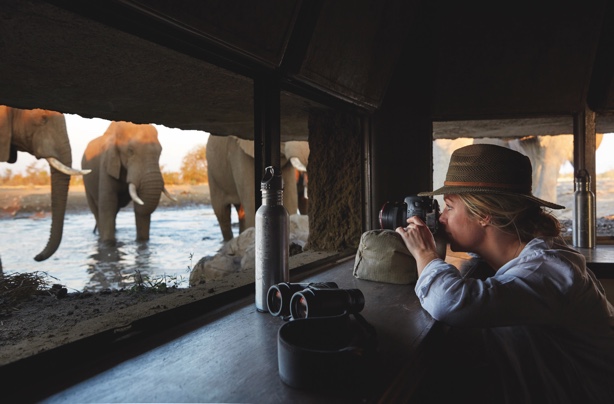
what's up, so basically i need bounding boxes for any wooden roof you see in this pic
[1,0,613,139]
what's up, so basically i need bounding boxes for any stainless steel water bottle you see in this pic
[255,166,289,312]
[573,169,596,248]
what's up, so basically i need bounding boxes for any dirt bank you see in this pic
[0,184,210,218]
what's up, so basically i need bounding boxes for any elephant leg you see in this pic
[84,190,100,233]
[236,203,247,234]
[297,172,309,215]
[282,166,299,215]
[134,211,151,241]
[98,212,117,244]
[213,202,234,241]
[237,191,255,232]
[98,188,119,244]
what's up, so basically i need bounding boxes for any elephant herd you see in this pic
[2,104,582,269]
[0,105,310,267]
[0,106,179,263]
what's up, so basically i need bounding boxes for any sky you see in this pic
[0,114,210,175]
[598,134,614,173]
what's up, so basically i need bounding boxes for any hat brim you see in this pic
[418,186,565,210]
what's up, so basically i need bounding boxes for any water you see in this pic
[0,205,234,292]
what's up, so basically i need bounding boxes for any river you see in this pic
[0,205,234,292]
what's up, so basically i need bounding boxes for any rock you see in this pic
[189,215,309,286]
[289,214,309,248]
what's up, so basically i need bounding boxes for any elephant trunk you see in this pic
[132,171,164,241]
[34,167,70,261]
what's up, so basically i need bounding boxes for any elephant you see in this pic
[206,134,309,241]
[81,121,175,245]
[434,134,604,205]
[505,134,603,203]
[0,105,90,261]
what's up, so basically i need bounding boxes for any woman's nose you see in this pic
[439,209,447,222]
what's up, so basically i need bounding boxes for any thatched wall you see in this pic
[307,110,362,251]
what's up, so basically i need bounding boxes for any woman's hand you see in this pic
[396,216,440,276]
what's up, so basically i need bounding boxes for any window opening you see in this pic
[433,132,614,243]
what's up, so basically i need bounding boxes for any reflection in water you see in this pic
[0,206,228,292]
[85,241,154,291]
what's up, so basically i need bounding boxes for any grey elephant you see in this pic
[81,121,175,244]
[0,105,90,261]
[506,134,604,203]
[206,134,309,241]
[434,134,604,205]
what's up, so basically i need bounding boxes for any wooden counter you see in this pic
[19,243,614,403]
[39,257,439,403]
[574,245,614,278]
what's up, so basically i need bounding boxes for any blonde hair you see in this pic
[457,193,561,241]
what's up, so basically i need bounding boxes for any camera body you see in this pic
[379,195,440,234]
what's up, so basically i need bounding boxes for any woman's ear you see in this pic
[478,215,491,227]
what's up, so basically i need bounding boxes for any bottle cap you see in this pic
[575,168,590,179]
[575,168,591,184]
[261,166,283,190]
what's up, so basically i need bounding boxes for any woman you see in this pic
[397,143,614,403]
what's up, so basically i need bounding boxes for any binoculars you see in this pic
[267,282,365,319]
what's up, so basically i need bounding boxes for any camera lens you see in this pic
[290,288,365,319]
[379,201,407,230]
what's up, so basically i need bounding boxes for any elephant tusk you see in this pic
[163,187,178,202]
[129,183,145,205]
[47,157,92,176]
[289,156,307,172]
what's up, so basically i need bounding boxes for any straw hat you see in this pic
[419,143,565,210]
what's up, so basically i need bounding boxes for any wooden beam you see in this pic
[254,75,281,209]
[573,106,597,195]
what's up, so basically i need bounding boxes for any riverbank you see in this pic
[0,184,211,218]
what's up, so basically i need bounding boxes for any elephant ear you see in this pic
[279,142,288,167]
[0,105,13,163]
[102,136,122,179]
[236,136,310,170]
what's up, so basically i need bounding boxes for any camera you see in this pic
[289,288,365,319]
[267,282,339,318]
[379,195,440,234]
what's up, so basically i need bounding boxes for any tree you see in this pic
[25,161,50,185]
[162,170,181,185]
[0,168,13,185]
[180,144,208,184]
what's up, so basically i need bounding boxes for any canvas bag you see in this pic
[353,229,418,284]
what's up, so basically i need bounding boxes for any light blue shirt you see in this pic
[416,237,614,403]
